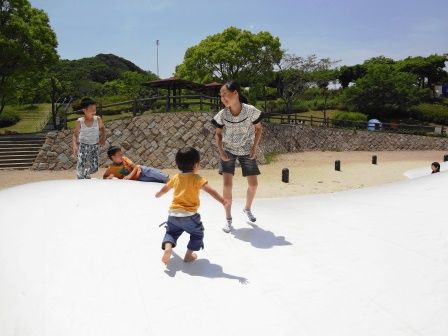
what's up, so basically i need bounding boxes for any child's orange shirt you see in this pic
[103,156,141,180]
[167,173,207,213]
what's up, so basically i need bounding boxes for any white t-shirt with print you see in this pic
[212,103,263,156]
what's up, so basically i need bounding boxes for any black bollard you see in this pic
[444,154,448,162]
[282,168,289,183]
[372,155,377,165]
[335,160,341,171]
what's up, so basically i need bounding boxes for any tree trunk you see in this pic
[50,78,58,129]
[0,95,6,114]
[51,99,56,129]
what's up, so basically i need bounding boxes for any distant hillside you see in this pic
[52,53,155,84]
[95,53,145,73]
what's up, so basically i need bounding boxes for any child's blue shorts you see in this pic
[162,213,204,251]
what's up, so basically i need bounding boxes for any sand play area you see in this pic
[0,151,445,196]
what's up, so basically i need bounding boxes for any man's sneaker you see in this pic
[223,218,233,233]
[243,208,256,222]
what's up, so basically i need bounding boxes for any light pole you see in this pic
[156,39,160,78]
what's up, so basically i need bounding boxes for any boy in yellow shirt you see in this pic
[155,147,229,265]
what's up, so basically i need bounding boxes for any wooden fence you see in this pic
[61,95,446,137]
[63,94,221,129]
[265,113,447,137]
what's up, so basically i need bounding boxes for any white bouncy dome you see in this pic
[1,172,448,336]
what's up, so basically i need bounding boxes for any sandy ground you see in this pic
[1,151,445,198]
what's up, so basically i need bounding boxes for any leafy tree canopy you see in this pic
[175,26,283,85]
[0,0,58,112]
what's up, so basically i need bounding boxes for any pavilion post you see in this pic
[168,87,172,111]
[166,87,170,112]
[173,85,177,110]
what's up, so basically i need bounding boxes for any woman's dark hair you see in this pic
[79,97,96,109]
[224,80,248,104]
[107,146,121,159]
[175,147,200,173]
[431,161,440,173]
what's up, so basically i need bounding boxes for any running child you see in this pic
[155,147,228,265]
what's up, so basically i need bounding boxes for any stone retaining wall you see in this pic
[32,112,448,170]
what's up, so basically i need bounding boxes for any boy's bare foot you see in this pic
[184,252,197,263]
[162,249,172,265]
[162,244,173,265]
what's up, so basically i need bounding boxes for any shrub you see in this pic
[266,99,286,113]
[314,100,337,110]
[155,105,167,113]
[292,101,309,112]
[441,98,448,107]
[332,111,367,128]
[101,108,130,116]
[266,99,310,113]
[0,111,21,127]
[336,102,349,111]
[342,64,425,117]
[410,103,448,124]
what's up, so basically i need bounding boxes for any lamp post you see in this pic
[156,39,160,77]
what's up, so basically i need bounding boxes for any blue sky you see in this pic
[31,0,448,78]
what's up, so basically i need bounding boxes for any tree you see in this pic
[14,71,48,105]
[362,55,395,67]
[0,0,58,113]
[49,54,154,98]
[175,27,283,85]
[100,71,157,100]
[337,56,394,89]
[275,54,337,113]
[118,71,157,99]
[396,54,448,96]
[343,64,425,117]
[337,64,365,88]
[312,68,339,121]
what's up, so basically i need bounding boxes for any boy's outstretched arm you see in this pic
[155,184,171,198]
[202,183,229,208]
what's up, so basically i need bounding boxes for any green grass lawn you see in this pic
[0,104,51,134]
[296,109,341,119]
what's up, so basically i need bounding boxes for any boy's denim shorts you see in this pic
[162,213,204,251]
[219,151,261,177]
